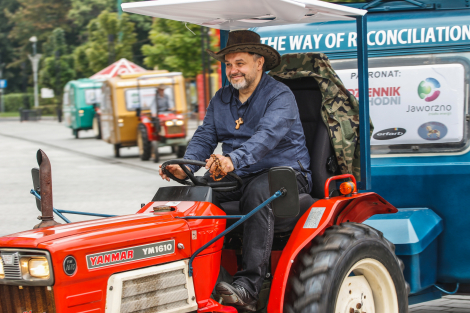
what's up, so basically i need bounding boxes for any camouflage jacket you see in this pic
[269,53,373,181]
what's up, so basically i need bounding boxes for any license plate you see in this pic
[2,254,13,265]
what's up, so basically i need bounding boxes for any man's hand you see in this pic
[159,164,190,181]
[205,154,234,174]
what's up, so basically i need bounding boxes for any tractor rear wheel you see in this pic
[137,124,151,161]
[285,223,409,313]
[114,144,121,158]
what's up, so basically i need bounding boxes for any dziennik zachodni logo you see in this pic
[417,78,441,102]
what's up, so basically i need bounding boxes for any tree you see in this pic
[142,20,217,78]
[73,45,95,78]
[5,0,71,57]
[127,13,153,66]
[68,0,115,39]
[4,0,72,94]
[39,28,76,96]
[0,0,21,93]
[73,10,137,74]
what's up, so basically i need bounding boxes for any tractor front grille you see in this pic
[1,253,21,280]
[0,285,56,313]
[106,260,197,313]
[166,125,184,135]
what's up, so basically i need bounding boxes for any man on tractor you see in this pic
[159,30,312,311]
[151,86,174,116]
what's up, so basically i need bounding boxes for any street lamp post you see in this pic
[55,50,62,122]
[0,55,5,113]
[28,36,42,108]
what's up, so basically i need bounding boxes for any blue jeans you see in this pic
[204,170,309,298]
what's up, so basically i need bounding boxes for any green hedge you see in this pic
[3,93,34,112]
[38,105,58,115]
[2,93,60,112]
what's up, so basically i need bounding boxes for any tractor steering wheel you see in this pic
[161,159,243,192]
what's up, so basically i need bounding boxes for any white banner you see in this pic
[85,88,102,105]
[336,64,465,145]
[125,88,156,111]
[41,88,54,99]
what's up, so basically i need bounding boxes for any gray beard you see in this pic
[230,75,251,90]
[232,79,247,90]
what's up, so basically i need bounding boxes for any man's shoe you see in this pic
[215,282,257,312]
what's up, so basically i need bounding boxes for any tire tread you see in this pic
[285,222,409,313]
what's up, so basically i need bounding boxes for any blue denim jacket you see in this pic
[185,73,312,191]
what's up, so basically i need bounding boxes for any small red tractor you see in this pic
[0,150,407,313]
[137,111,187,163]
[135,72,188,162]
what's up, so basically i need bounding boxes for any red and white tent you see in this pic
[90,58,146,79]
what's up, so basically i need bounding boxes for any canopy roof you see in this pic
[121,0,366,30]
[90,58,146,79]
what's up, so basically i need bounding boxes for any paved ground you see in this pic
[0,117,219,236]
[409,295,470,312]
[0,117,469,312]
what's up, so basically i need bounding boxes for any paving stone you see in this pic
[409,295,470,312]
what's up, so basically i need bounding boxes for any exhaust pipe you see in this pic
[34,149,60,229]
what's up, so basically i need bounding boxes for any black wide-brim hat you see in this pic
[206,30,281,71]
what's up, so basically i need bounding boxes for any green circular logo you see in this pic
[417,78,441,102]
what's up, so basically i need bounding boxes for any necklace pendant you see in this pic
[235,117,244,130]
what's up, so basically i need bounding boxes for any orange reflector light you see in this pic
[339,182,356,195]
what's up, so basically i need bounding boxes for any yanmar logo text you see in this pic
[86,240,175,269]
[89,250,134,267]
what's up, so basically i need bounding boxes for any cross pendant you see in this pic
[235,117,244,130]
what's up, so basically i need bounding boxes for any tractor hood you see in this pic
[0,213,183,249]
[0,201,226,276]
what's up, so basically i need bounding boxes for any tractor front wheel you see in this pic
[151,141,160,163]
[176,145,186,158]
[137,124,151,161]
[285,223,409,313]
[92,115,102,139]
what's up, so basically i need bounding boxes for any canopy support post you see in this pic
[356,14,371,190]
[220,30,229,85]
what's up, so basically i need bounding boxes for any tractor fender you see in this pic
[267,192,397,313]
[140,118,156,141]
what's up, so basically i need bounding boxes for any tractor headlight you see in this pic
[165,121,175,126]
[0,249,54,286]
[176,120,184,126]
[0,257,4,278]
[29,258,50,278]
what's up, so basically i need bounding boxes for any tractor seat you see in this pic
[220,193,317,233]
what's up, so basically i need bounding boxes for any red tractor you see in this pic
[135,72,188,163]
[137,111,187,163]
[0,149,407,313]
[0,2,410,313]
